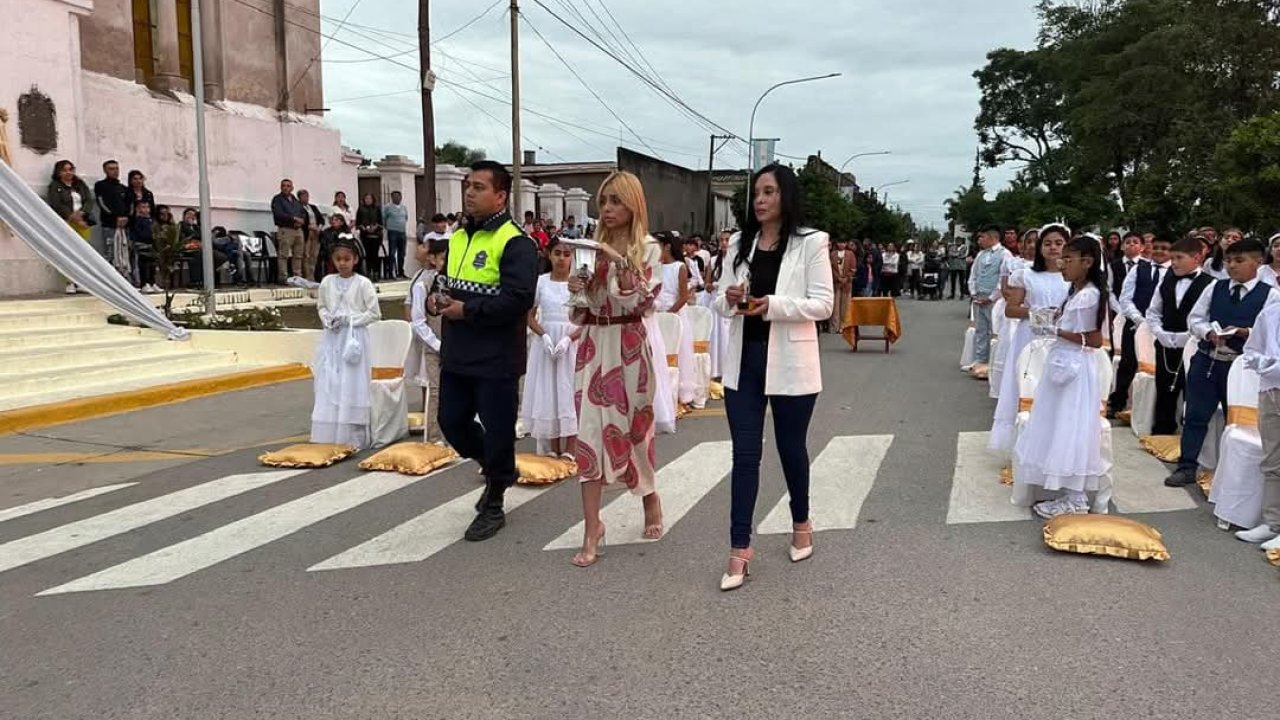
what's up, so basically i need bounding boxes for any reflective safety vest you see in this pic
[445,216,523,296]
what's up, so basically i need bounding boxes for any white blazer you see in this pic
[714,229,834,395]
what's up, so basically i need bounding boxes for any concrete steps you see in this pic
[0,297,273,414]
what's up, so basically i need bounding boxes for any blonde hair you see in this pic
[593,170,650,269]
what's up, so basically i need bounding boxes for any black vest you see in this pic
[1199,280,1273,354]
[1158,272,1213,333]
[1131,260,1160,315]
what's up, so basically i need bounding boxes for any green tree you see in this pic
[1217,112,1280,234]
[436,140,486,167]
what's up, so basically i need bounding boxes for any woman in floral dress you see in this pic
[566,171,665,568]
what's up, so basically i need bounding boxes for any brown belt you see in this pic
[581,312,644,326]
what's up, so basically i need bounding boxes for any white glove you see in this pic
[541,333,556,356]
[554,336,572,358]
[1255,356,1278,373]
[1243,354,1262,370]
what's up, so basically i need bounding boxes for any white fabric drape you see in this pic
[0,160,187,339]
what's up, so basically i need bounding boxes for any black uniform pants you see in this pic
[947,269,965,298]
[1152,344,1185,436]
[438,370,519,495]
[1109,319,1138,414]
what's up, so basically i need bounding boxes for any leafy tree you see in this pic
[1217,112,1280,234]
[436,140,486,167]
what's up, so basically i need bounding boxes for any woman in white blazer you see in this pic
[713,163,834,591]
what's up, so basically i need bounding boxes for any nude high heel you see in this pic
[789,523,814,563]
[719,548,753,591]
[571,525,606,568]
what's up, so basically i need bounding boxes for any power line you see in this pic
[521,12,662,159]
[530,0,742,143]
[439,84,565,162]
[432,0,505,45]
[595,1,678,98]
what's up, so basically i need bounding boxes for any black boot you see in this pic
[465,489,506,541]
[1164,468,1197,487]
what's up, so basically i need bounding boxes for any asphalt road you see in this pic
[1,297,1274,720]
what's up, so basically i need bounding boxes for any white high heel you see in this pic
[789,525,814,563]
[719,550,752,591]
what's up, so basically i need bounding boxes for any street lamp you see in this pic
[875,179,910,205]
[745,73,841,196]
[837,150,890,196]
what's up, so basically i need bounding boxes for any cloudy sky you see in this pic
[319,0,1042,229]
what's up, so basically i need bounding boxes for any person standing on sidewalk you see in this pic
[383,190,410,280]
[946,237,969,299]
[271,179,305,283]
[298,190,325,283]
[430,161,538,541]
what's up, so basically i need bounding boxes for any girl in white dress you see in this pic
[705,231,734,379]
[1013,236,1110,519]
[989,225,1071,454]
[1256,233,1280,288]
[655,233,698,405]
[311,239,382,449]
[522,238,578,458]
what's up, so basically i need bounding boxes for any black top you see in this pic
[744,248,783,342]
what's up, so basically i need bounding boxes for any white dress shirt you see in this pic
[1187,276,1280,342]
[1243,303,1280,391]
[1144,270,1203,349]
[1110,256,1140,316]
[1120,260,1169,325]
[406,272,442,352]
[968,245,1011,301]
[1257,264,1280,288]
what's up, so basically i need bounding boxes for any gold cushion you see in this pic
[1139,435,1181,463]
[999,466,1013,486]
[1197,470,1214,496]
[708,381,724,400]
[1043,515,1171,562]
[259,443,356,468]
[359,442,458,475]
[1267,548,1280,568]
[516,453,578,485]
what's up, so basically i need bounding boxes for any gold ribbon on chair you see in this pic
[693,341,711,354]
[1227,405,1258,428]
[1138,362,1156,375]
[371,367,403,380]
[666,354,679,368]
[1018,398,1033,413]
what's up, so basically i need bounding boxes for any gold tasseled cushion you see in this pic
[1139,435,1181,463]
[1196,470,1214,496]
[260,443,357,468]
[515,453,578,485]
[1115,410,1132,426]
[358,442,458,475]
[999,466,1013,486]
[1267,548,1280,568]
[1043,515,1171,562]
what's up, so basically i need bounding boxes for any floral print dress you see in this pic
[572,242,663,494]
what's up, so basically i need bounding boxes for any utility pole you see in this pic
[509,0,522,218]
[419,0,437,219]
[705,134,733,237]
[192,0,215,314]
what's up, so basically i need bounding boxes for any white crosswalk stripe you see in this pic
[757,434,893,535]
[543,441,733,550]
[0,482,137,524]
[0,429,1213,595]
[946,429,1199,524]
[39,471,429,595]
[309,481,553,571]
[0,470,304,575]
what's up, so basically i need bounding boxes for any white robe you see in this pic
[311,273,381,449]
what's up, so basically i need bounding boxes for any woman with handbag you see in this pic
[713,163,833,591]
[44,160,96,294]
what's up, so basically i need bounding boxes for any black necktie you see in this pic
[1232,284,1244,302]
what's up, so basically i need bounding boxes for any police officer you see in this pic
[430,161,539,541]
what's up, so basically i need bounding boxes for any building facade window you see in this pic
[131,0,195,88]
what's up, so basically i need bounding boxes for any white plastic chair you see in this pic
[1210,362,1264,529]
[367,319,413,448]
[656,312,683,412]
[1129,322,1158,437]
[684,305,714,409]
[1182,340,1225,470]
[987,299,1008,399]
[960,303,976,370]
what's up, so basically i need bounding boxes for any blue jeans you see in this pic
[1178,352,1231,472]
[387,230,407,277]
[724,339,818,548]
[972,301,993,364]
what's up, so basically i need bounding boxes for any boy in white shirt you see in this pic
[1239,300,1280,550]
[1144,237,1214,435]
[404,239,447,444]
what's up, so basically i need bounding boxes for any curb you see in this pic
[0,364,313,435]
